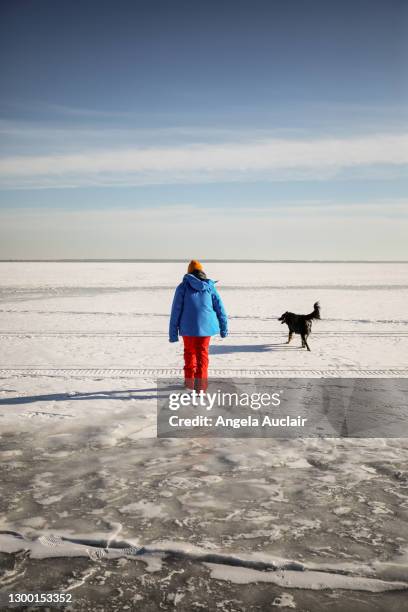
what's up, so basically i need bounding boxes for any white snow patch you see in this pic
[204,563,408,592]
[272,592,296,608]
[119,500,166,518]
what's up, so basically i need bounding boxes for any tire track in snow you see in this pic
[0,331,407,337]
[0,367,407,378]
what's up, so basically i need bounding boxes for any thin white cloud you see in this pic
[0,133,407,188]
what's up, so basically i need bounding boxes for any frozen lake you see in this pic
[0,262,408,611]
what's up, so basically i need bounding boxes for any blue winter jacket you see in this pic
[169,274,228,342]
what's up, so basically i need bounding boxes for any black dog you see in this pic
[278,302,321,351]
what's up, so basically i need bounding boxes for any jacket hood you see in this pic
[183,273,215,292]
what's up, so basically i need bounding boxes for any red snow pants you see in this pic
[182,336,211,391]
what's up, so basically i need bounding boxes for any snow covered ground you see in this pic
[0,262,407,611]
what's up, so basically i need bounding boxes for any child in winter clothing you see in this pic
[169,260,228,390]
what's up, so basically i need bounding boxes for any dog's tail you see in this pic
[305,301,321,320]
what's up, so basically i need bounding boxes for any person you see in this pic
[169,260,228,390]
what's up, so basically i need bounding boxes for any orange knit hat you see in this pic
[187,260,204,274]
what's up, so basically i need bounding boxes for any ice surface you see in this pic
[0,262,407,610]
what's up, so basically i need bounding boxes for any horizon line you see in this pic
[1,259,407,264]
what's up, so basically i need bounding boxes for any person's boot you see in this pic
[184,377,195,390]
[194,378,208,392]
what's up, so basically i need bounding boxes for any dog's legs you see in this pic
[301,334,311,351]
[286,331,293,344]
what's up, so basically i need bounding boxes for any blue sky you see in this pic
[0,0,407,259]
